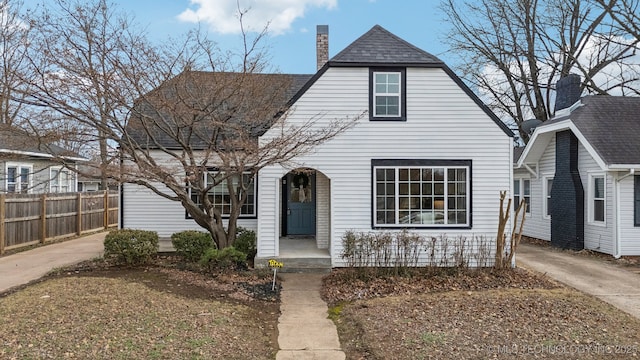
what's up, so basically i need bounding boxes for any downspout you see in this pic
[614,169,635,258]
[510,140,516,267]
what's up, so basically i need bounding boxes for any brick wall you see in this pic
[551,130,584,250]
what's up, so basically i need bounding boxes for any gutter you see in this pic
[614,169,635,259]
[0,149,87,162]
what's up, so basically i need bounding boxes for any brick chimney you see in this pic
[554,74,581,112]
[316,25,329,70]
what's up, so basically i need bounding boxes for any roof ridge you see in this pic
[329,24,443,66]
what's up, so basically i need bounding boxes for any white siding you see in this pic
[121,152,257,238]
[258,67,512,266]
[1,159,77,194]
[578,143,614,255]
[316,173,330,249]
[618,175,640,255]
[122,182,257,238]
[519,136,555,241]
[518,136,620,255]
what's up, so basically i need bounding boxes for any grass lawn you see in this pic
[0,262,279,360]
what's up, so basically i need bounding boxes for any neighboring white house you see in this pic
[121,25,515,267]
[515,74,640,257]
[0,126,83,194]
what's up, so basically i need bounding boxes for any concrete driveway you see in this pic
[0,231,106,293]
[517,243,640,319]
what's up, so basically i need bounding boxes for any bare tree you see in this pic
[597,0,640,40]
[0,0,33,127]
[441,0,640,142]
[23,0,358,248]
[24,0,145,188]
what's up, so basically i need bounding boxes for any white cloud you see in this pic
[178,0,337,35]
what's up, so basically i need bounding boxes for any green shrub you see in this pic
[234,227,257,261]
[199,246,247,270]
[104,229,158,265]
[171,230,214,262]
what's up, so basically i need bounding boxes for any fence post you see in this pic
[41,194,47,244]
[77,192,82,235]
[103,190,108,229]
[0,194,5,255]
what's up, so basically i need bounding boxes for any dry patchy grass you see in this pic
[0,265,279,360]
[323,268,640,359]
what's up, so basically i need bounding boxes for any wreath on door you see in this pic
[292,173,310,188]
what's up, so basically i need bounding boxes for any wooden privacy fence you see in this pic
[0,191,119,254]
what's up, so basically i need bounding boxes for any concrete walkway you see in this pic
[517,243,640,319]
[0,232,107,293]
[276,273,345,360]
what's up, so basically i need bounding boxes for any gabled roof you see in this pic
[128,25,514,149]
[0,125,83,161]
[290,25,513,137]
[518,95,640,169]
[329,25,444,66]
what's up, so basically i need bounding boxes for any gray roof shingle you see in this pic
[330,25,444,66]
[0,125,79,159]
[542,95,640,166]
[125,72,312,150]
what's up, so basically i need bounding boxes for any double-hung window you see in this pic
[50,167,73,193]
[188,171,257,218]
[369,68,406,120]
[6,163,31,193]
[544,176,553,218]
[373,160,471,228]
[513,178,531,214]
[590,174,605,224]
[635,175,640,227]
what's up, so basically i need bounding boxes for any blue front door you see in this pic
[286,172,316,235]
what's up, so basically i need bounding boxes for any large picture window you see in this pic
[6,163,31,193]
[188,171,256,218]
[369,68,406,121]
[372,160,471,228]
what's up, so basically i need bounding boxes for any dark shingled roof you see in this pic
[0,125,79,159]
[125,72,312,150]
[514,147,525,163]
[330,25,444,66]
[543,95,640,165]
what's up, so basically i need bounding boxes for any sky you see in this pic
[23,0,454,75]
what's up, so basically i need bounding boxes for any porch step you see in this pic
[257,257,332,273]
[158,238,175,253]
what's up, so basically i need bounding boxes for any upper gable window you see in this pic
[369,68,406,121]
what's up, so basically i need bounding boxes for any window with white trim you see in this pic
[544,176,553,218]
[6,163,32,193]
[373,160,471,227]
[369,68,406,120]
[188,171,256,217]
[635,175,640,227]
[590,174,605,223]
[50,167,73,193]
[513,178,531,214]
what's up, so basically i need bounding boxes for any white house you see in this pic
[121,25,514,268]
[0,126,82,194]
[515,74,640,257]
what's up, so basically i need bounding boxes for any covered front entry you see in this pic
[283,171,316,236]
[274,169,331,271]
